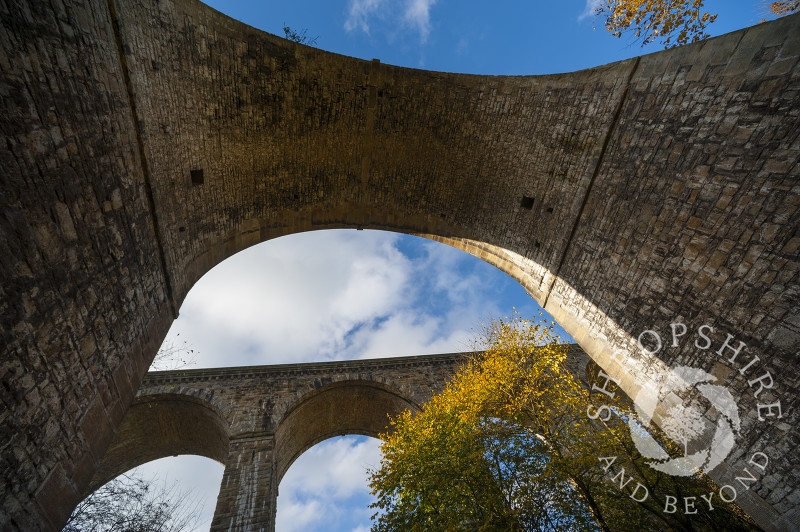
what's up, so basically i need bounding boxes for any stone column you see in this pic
[210,433,277,532]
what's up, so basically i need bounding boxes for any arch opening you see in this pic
[166,222,670,415]
[67,455,224,532]
[87,393,230,495]
[274,380,418,483]
[274,435,382,532]
[160,229,554,370]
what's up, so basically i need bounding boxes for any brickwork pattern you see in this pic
[0,0,798,529]
[0,0,174,528]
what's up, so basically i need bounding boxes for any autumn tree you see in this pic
[591,0,798,48]
[767,0,800,15]
[369,314,760,531]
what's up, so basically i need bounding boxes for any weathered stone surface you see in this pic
[0,0,797,529]
[0,0,174,529]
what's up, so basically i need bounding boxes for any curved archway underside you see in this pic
[85,394,230,496]
[274,380,418,482]
[0,0,797,529]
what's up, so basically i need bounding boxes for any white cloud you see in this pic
[344,0,437,43]
[276,498,325,531]
[125,438,383,532]
[163,230,519,368]
[279,436,382,498]
[579,0,604,21]
[145,229,540,531]
[402,0,437,43]
[344,0,387,34]
[130,456,224,532]
[165,231,418,366]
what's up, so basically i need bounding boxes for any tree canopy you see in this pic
[767,0,800,15]
[592,0,798,48]
[368,314,760,531]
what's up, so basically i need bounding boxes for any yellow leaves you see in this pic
[371,314,609,529]
[594,0,719,48]
[769,0,800,15]
[370,312,758,529]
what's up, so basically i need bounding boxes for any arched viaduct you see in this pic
[90,353,468,530]
[87,348,593,530]
[0,0,797,529]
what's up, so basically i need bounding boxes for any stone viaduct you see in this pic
[92,347,593,531]
[89,352,469,530]
[0,0,797,529]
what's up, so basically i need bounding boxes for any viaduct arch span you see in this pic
[0,0,797,529]
[90,353,468,531]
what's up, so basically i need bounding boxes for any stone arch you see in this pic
[274,380,418,482]
[1,0,798,528]
[85,393,230,496]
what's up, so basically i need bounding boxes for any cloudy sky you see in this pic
[138,230,542,531]
[164,231,539,368]
[122,1,767,530]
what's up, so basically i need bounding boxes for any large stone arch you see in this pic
[84,393,230,496]
[0,0,798,529]
[274,380,419,483]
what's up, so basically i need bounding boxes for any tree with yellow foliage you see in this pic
[591,0,798,48]
[369,314,760,531]
[768,0,800,15]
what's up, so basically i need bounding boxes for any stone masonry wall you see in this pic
[0,0,797,529]
[109,0,635,308]
[0,0,174,528]
[544,21,800,528]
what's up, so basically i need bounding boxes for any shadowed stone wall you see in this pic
[0,0,797,529]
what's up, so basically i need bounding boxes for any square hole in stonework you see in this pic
[520,196,534,209]
[191,169,204,185]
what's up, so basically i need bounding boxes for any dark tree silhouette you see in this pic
[63,472,202,532]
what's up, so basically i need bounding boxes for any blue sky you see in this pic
[202,0,771,74]
[121,1,774,530]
